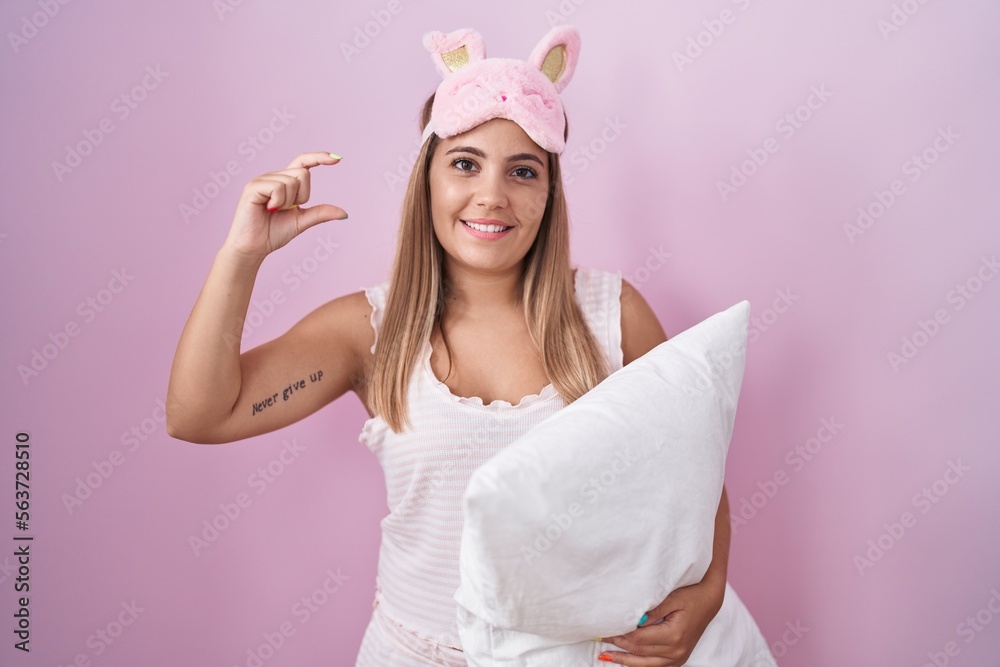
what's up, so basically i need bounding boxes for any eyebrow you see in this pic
[444,146,545,167]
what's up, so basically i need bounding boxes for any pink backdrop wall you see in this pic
[3,1,999,665]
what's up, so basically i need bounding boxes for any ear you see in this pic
[423,28,487,79]
[527,25,581,93]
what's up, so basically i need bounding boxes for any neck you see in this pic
[442,261,523,317]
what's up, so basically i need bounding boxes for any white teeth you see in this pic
[463,220,509,233]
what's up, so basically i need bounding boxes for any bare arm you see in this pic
[165,151,356,443]
[165,245,264,439]
[701,486,731,606]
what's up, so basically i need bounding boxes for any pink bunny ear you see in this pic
[423,28,487,79]
[527,25,581,93]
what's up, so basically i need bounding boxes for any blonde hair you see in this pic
[366,93,611,433]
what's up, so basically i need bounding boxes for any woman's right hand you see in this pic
[223,152,348,261]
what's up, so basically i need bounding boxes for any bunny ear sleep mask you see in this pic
[420,25,581,154]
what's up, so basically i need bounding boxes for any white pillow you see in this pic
[453,300,776,666]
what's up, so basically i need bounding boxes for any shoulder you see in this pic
[310,288,376,329]
[619,277,668,366]
[295,288,378,368]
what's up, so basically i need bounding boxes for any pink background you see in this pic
[3,1,999,665]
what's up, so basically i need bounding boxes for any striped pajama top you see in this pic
[357,266,625,652]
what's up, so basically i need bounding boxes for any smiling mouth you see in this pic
[462,220,512,233]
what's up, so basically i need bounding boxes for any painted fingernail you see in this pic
[598,653,613,662]
[637,613,648,627]
[329,153,342,159]
[267,207,278,212]
[592,637,603,642]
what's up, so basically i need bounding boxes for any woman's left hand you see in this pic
[597,575,725,666]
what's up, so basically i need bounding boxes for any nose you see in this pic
[474,168,509,210]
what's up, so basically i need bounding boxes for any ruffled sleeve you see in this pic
[361,281,389,356]
[608,270,624,371]
[574,267,624,373]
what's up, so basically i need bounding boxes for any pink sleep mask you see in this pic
[420,25,581,154]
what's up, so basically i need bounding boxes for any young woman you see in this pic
[166,25,732,667]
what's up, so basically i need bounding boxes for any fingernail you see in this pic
[329,153,342,159]
[598,653,613,662]
[637,613,648,627]
[592,637,603,642]
[267,207,277,212]
[341,213,349,219]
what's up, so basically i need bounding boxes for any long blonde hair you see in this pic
[366,93,611,433]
